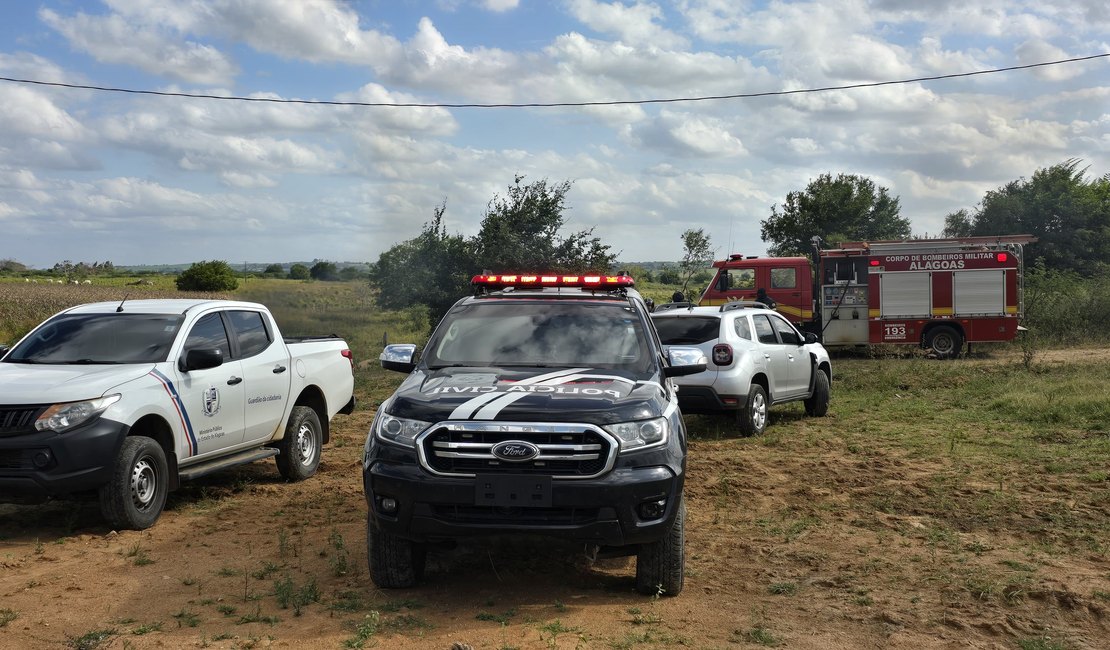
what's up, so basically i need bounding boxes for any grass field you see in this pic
[1,277,1107,648]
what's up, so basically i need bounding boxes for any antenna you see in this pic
[116,294,128,312]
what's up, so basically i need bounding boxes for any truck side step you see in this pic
[178,448,281,482]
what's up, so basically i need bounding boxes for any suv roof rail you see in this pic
[719,301,765,312]
[654,301,696,312]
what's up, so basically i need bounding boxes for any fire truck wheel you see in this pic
[926,326,963,359]
[737,384,768,436]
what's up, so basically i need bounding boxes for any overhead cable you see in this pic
[0,53,1106,109]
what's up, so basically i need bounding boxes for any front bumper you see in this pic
[364,446,684,548]
[0,417,129,503]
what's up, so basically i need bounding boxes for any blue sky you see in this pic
[0,0,1107,268]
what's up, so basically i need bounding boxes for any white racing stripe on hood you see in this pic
[471,372,634,421]
[447,368,589,420]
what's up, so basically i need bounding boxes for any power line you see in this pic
[1,53,1106,109]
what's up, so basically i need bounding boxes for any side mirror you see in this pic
[181,348,223,371]
[0,344,9,359]
[804,332,818,344]
[663,346,708,378]
[380,343,418,374]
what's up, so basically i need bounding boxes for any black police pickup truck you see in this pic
[363,273,706,596]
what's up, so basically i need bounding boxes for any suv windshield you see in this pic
[425,301,650,372]
[5,313,185,364]
[653,316,721,345]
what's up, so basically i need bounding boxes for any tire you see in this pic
[367,515,426,589]
[804,369,830,417]
[635,496,685,597]
[737,384,768,436]
[98,436,169,531]
[926,325,963,359]
[276,406,322,481]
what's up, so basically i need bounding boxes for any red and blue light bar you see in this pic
[471,274,635,289]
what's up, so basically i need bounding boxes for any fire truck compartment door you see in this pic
[953,270,1005,316]
[880,273,930,318]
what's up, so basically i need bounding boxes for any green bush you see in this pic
[288,264,310,280]
[175,260,239,292]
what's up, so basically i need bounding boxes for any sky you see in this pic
[0,1,1107,269]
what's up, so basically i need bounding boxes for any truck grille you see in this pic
[0,406,45,436]
[418,422,617,479]
[430,504,602,525]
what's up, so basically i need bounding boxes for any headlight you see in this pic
[35,394,122,432]
[373,412,431,448]
[604,417,668,452]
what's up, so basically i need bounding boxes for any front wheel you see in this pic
[804,369,830,417]
[926,326,963,359]
[99,436,169,531]
[737,384,768,436]
[276,406,322,481]
[367,515,426,589]
[635,496,685,596]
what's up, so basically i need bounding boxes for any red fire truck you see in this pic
[698,235,1036,358]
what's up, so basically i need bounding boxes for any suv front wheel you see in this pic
[737,384,768,436]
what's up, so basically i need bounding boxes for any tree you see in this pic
[288,264,310,280]
[678,228,714,297]
[941,209,974,238]
[0,259,26,274]
[175,260,239,291]
[263,263,284,276]
[372,177,623,332]
[956,160,1109,275]
[761,173,910,256]
[473,176,616,272]
[371,203,478,328]
[310,261,339,281]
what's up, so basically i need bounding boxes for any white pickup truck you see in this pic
[0,299,356,530]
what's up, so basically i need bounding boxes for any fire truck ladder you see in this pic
[832,234,1037,254]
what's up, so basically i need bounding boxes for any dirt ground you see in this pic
[2,349,1108,649]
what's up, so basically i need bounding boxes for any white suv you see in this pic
[651,302,831,435]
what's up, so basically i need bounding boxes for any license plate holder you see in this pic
[475,474,552,508]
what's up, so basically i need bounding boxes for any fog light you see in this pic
[637,498,666,520]
[32,450,52,469]
[378,496,398,514]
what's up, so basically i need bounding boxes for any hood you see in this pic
[0,362,153,404]
[386,366,666,426]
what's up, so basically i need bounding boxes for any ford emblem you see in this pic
[491,440,540,462]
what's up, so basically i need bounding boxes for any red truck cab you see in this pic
[697,255,814,323]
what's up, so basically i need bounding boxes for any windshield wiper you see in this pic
[63,359,125,365]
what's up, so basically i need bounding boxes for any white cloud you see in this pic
[1015,39,1083,81]
[479,0,520,12]
[0,86,87,141]
[39,8,237,85]
[627,111,747,157]
[566,0,688,50]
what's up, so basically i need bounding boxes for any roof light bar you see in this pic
[471,274,635,289]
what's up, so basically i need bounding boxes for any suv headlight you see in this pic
[372,412,431,448]
[35,394,122,432]
[604,417,668,452]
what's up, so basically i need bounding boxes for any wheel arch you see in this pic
[293,385,329,444]
[921,321,965,347]
[127,414,179,491]
[749,372,771,401]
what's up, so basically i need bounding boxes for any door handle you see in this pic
[763,354,771,360]
[273,365,287,374]
[227,376,243,386]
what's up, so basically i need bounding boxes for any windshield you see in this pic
[5,313,185,365]
[425,301,651,373]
